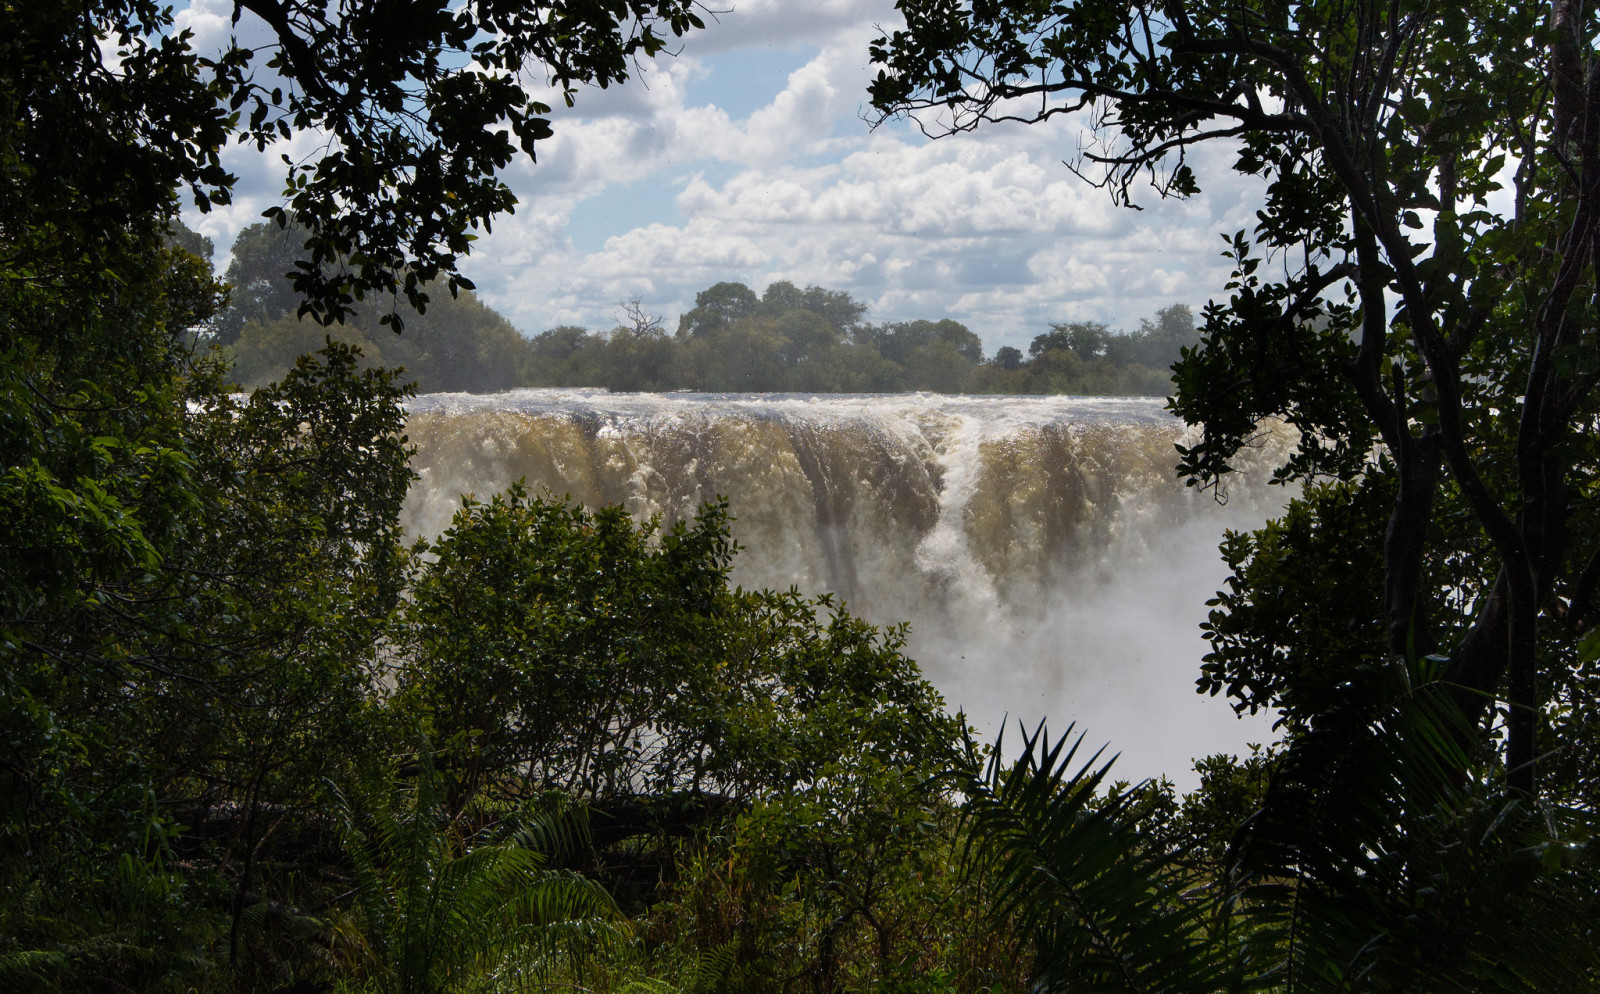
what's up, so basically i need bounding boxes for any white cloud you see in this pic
[173,0,254,50]
[690,0,899,53]
[468,78,1260,347]
[176,0,1264,351]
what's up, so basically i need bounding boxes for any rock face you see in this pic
[403,389,1293,782]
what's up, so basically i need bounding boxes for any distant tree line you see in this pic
[219,223,1198,395]
[15,0,1600,988]
[220,223,538,393]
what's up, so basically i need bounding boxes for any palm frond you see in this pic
[960,722,1241,994]
[328,741,631,994]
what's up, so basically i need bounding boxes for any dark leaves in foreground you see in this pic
[961,658,1600,993]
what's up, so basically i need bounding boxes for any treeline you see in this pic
[8,216,1263,992]
[0,210,964,986]
[220,223,538,394]
[14,0,1600,989]
[219,223,1197,395]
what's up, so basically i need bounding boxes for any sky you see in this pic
[177,0,1268,353]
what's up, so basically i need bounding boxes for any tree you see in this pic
[957,713,1600,994]
[1035,321,1110,362]
[218,221,316,345]
[398,489,959,808]
[1101,305,1199,370]
[5,0,708,330]
[0,328,419,985]
[871,2,1600,989]
[677,281,761,338]
[399,489,740,801]
[2,1,707,983]
[1138,303,1198,368]
[867,318,984,368]
[676,314,792,390]
[762,280,871,338]
[772,309,842,370]
[870,0,1600,803]
[223,222,540,392]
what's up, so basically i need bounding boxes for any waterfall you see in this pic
[403,389,1292,785]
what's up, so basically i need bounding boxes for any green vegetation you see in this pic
[220,230,1198,395]
[4,0,1598,993]
[869,0,1600,987]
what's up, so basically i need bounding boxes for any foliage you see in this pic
[399,485,962,805]
[327,748,625,994]
[3,0,708,328]
[1196,479,1393,726]
[869,0,1600,796]
[728,757,956,992]
[961,687,1600,993]
[960,726,1239,994]
[973,306,1199,396]
[0,332,417,990]
[218,220,314,346]
[223,222,543,392]
[17,0,1600,988]
[1220,657,1600,993]
[4,1,1043,992]
[525,289,1199,395]
[398,488,738,800]
[223,235,1194,394]
[872,1,1600,988]
[392,486,1013,991]
[642,797,1027,994]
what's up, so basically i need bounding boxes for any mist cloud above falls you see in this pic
[896,512,1280,792]
[401,393,1290,789]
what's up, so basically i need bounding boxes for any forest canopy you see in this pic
[219,222,1200,395]
[4,0,1600,990]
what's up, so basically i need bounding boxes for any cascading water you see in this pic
[403,389,1293,785]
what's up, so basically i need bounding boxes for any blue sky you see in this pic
[177,0,1267,352]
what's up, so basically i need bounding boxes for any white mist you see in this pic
[402,390,1291,789]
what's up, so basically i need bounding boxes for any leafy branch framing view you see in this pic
[2,0,1598,991]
